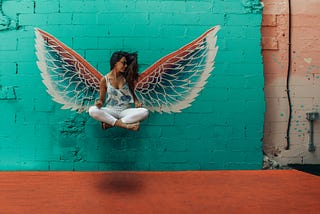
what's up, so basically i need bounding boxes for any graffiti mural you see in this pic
[35,26,220,114]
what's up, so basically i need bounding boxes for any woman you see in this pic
[88,51,149,131]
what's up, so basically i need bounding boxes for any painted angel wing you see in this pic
[134,26,220,113]
[35,28,103,112]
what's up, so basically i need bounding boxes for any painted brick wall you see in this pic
[0,0,264,171]
[262,0,320,166]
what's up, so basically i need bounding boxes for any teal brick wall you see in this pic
[0,0,264,171]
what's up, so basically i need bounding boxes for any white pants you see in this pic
[88,105,149,126]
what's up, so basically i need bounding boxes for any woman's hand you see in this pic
[95,100,103,108]
[135,101,142,108]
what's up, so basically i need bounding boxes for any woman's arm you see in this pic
[95,77,107,108]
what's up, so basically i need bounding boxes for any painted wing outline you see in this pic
[35,28,103,112]
[135,26,220,113]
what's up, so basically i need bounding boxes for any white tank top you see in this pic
[105,76,134,108]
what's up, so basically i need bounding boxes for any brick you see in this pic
[227,63,263,75]
[0,50,34,62]
[133,24,161,38]
[211,150,245,163]
[160,1,186,13]
[201,138,228,151]
[124,13,149,25]
[47,13,73,24]
[108,24,135,37]
[146,114,175,126]
[227,138,262,152]
[262,37,279,50]
[262,14,277,26]
[134,126,162,138]
[73,162,100,171]
[156,137,187,152]
[98,37,123,50]
[0,116,16,137]
[226,38,261,51]
[200,162,225,170]
[229,88,262,101]
[183,100,214,113]
[73,37,98,49]
[123,37,149,51]
[49,161,74,171]
[219,26,246,39]
[97,13,124,25]
[156,151,188,163]
[85,49,109,62]
[18,14,48,25]
[212,75,246,88]
[2,0,34,16]
[226,14,262,26]
[0,63,17,85]
[96,61,109,72]
[72,13,97,25]
[35,1,60,13]
[198,13,225,26]
[212,125,232,138]
[33,97,55,112]
[246,151,263,162]
[184,25,221,41]
[213,1,244,14]
[245,74,264,88]
[216,50,245,63]
[245,26,262,38]
[59,1,106,13]
[149,13,173,25]
[244,49,263,63]
[0,34,17,50]
[185,1,212,13]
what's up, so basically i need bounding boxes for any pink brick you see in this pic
[262,37,278,50]
[262,14,277,26]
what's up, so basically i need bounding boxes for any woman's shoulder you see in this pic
[100,76,107,86]
[106,73,116,81]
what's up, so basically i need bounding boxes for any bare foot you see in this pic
[126,122,140,131]
[115,120,140,131]
[101,122,112,130]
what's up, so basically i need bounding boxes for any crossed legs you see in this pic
[89,106,149,131]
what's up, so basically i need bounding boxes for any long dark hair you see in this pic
[110,51,128,70]
[125,52,139,99]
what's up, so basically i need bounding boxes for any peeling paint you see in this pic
[58,114,89,162]
[0,0,17,31]
[0,85,17,100]
[242,0,263,13]
[59,113,88,137]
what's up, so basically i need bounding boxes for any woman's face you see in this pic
[114,56,127,73]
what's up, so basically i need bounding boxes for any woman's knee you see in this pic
[88,106,98,118]
[140,108,149,119]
